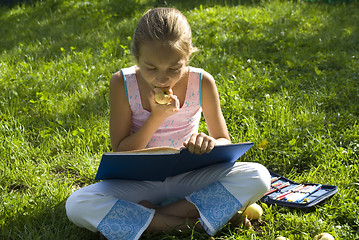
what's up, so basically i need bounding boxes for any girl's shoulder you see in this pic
[121,65,136,76]
[110,65,137,85]
[188,66,203,74]
[188,67,215,85]
[110,70,124,87]
[188,66,213,80]
[192,68,217,96]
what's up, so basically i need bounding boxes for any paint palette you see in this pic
[260,171,338,208]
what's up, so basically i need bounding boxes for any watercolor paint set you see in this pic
[260,171,338,208]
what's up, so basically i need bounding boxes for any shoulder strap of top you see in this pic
[121,66,142,110]
[188,66,203,106]
[121,66,136,101]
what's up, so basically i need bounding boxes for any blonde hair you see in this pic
[131,8,197,61]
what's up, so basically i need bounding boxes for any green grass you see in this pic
[1,0,358,239]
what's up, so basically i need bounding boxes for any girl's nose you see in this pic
[156,73,170,85]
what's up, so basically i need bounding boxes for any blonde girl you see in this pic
[66,7,270,240]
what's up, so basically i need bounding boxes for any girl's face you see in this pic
[137,42,189,89]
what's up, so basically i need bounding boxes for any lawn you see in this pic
[0,0,358,239]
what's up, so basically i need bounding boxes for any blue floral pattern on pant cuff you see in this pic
[97,200,155,240]
[187,181,242,235]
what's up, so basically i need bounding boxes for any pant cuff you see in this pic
[186,181,242,236]
[97,199,155,240]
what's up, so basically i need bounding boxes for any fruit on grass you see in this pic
[243,203,263,220]
[154,87,171,104]
[314,233,335,240]
[275,237,290,240]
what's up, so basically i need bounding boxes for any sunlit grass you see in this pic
[1,0,358,239]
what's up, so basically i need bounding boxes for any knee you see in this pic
[65,190,84,225]
[250,162,271,194]
[65,188,103,232]
[223,162,271,197]
[65,186,120,232]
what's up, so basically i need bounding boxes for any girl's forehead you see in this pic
[139,42,188,65]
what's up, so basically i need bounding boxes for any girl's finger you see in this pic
[205,139,216,153]
[200,138,209,154]
[194,133,208,154]
[171,94,180,110]
[194,138,204,155]
[186,134,197,153]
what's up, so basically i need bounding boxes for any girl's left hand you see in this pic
[183,132,216,154]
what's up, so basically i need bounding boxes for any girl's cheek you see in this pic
[142,72,156,82]
[170,68,186,78]
[142,68,185,85]
[169,72,181,79]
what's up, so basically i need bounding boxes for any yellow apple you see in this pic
[243,203,263,220]
[154,87,171,105]
[314,233,335,240]
[275,237,290,240]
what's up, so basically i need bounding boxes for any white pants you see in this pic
[66,162,270,239]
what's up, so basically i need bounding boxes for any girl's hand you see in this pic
[183,132,216,154]
[149,88,180,120]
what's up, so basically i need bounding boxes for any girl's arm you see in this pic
[184,71,231,154]
[109,71,132,152]
[109,71,179,152]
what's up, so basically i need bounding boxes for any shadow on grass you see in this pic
[0,0,32,6]
[0,198,210,240]
[0,0,262,56]
[0,200,98,240]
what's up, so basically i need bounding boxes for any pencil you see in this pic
[264,182,290,196]
[295,184,322,203]
[271,181,283,187]
[283,185,308,201]
[275,184,305,200]
[271,176,280,183]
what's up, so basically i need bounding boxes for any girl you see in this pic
[66,7,270,240]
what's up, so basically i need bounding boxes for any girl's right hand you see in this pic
[148,89,180,120]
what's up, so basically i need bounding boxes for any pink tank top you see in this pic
[121,66,203,149]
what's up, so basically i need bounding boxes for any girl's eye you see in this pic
[146,67,156,71]
[170,67,181,71]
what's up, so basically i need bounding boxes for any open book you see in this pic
[95,142,254,181]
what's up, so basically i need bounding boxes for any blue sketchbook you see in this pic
[95,142,254,181]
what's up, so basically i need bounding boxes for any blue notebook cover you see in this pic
[95,142,254,181]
